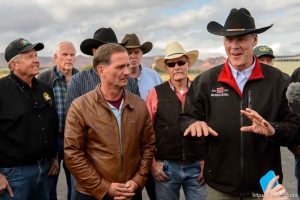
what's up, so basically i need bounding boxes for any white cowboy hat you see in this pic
[156,41,199,71]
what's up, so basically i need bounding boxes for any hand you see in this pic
[151,160,169,182]
[184,121,218,137]
[0,174,13,197]
[107,182,135,199]
[263,176,289,200]
[48,156,59,176]
[240,108,275,136]
[197,160,205,185]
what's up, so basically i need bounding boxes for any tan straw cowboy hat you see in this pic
[156,41,199,71]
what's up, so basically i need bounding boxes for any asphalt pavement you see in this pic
[57,147,299,200]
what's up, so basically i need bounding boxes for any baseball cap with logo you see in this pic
[254,45,275,58]
[5,38,44,62]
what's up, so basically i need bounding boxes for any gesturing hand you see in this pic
[183,121,218,137]
[240,108,275,136]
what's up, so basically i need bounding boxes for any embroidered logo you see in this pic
[43,92,51,101]
[19,39,30,46]
[211,87,229,97]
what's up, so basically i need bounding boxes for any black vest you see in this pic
[154,81,204,161]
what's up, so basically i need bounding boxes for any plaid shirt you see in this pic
[66,67,140,110]
[53,68,68,133]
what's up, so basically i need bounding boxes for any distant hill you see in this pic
[0,53,226,71]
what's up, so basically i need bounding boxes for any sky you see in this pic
[1,0,300,59]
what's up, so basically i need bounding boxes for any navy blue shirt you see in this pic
[0,73,58,167]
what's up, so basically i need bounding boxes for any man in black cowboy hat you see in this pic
[181,8,300,199]
[121,33,162,101]
[66,27,140,110]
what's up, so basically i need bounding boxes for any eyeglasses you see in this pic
[165,60,187,68]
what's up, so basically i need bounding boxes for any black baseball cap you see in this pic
[5,38,44,62]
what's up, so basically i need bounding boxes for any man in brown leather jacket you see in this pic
[64,43,155,200]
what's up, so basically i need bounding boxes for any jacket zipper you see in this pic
[240,98,244,196]
[109,105,124,182]
[240,90,252,197]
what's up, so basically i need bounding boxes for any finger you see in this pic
[190,125,197,137]
[114,197,127,200]
[240,110,254,120]
[183,127,191,136]
[240,126,253,133]
[245,110,264,122]
[195,124,203,137]
[6,183,14,197]
[159,171,169,181]
[115,186,132,193]
[208,127,218,136]
[200,122,209,136]
[266,176,279,191]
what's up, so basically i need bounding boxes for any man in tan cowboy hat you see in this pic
[181,8,300,199]
[146,41,206,200]
[121,33,162,101]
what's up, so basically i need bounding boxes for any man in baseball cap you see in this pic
[5,38,44,62]
[0,38,59,199]
[254,45,275,66]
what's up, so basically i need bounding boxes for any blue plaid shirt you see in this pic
[66,68,140,110]
[53,68,68,133]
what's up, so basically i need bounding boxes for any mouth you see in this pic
[173,71,184,75]
[231,52,242,57]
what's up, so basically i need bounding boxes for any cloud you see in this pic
[0,0,299,59]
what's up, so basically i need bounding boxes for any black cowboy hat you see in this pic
[207,8,273,37]
[121,33,152,55]
[80,27,126,56]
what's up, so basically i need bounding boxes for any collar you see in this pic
[229,59,255,80]
[168,78,191,93]
[10,72,37,89]
[54,66,78,78]
[96,84,134,110]
[217,57,264,97]
[54,66,65,79]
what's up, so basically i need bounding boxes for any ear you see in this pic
[96,64,105,77]
[9,61,17,71]
[52,54,57,63]
[253,34,258,47]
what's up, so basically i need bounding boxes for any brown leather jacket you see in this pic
[64,86,155,199]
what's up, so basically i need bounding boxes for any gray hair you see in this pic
[8,54,20,71]
[54,41,76,55]
[286,82,300,104]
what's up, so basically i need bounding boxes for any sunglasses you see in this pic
[165,60,187,68]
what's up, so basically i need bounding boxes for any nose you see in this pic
[231,38,240,49]
[34,55,40,63]
[124,66,131,75]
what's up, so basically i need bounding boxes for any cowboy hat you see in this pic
[156,41,199,71]
[80,27,125,56]
[121,33,152,54]
[207,8,273,37]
